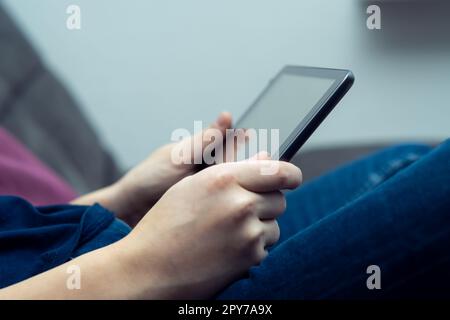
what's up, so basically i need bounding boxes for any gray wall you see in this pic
[3,0,449,168]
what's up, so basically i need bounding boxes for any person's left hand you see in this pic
[113,112,232,226]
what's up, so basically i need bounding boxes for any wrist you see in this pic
[71,182,138,223]
[107,234,175,299]
[113,176,154,221]
[69,239,148,299]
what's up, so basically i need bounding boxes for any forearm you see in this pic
[0,238,166,300]
[0,242,131,299]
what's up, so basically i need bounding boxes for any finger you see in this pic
[181,112,233,165]
[217,128,247,163]
[248,151,271,161]
[204,112,232,145]
[222,131,269,163]
[253,191,286,220]
[228,161,302,192]
[203,112,232,148]
[214,111,232,131]
[261,219,280,247]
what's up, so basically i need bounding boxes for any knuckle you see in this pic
[227,195,255,224]
[240,222,267,265]
[236,195,257,218]
[208,167,235,190]
[245,222,264,243]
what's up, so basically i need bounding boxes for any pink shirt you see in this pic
[0,128,77,205]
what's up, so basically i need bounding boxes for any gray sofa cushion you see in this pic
[0,5,121,193]
[291,145,386,183]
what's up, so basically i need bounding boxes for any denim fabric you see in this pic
[0,200,115,288]
[217,140,450,299]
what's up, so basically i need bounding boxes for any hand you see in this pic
[113,112,233,226]
[2,154,302,300]
[114,154,302,299]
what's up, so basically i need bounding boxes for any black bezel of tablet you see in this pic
[235,65,354,161]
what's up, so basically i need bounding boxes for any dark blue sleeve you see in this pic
[0,196,115,288]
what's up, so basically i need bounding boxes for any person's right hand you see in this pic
[114,153,302,299]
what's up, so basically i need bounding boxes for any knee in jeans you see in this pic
[383,144,432,167]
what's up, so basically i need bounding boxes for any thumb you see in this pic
[195,112,233,151]
[178,112,233,165]
[210,111,232,134]
[248,151,272,161]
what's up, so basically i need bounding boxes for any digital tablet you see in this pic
[235,65,354,161]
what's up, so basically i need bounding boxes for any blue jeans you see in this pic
[75,140,450,299]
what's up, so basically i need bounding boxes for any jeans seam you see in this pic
[342,152,421,208]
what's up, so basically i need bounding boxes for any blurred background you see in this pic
[2,0,449,169]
